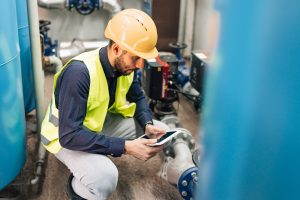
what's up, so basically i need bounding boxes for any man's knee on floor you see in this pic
[87,164,119,198]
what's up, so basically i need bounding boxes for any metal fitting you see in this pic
[182,191,187,197]
[191,172,197,178]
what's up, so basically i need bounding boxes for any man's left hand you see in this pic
[145,124,166,139]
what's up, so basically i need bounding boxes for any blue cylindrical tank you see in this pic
[16,0,36,113]
[198,0,300,200]
[199,0,300,200]
[0,0,26,189]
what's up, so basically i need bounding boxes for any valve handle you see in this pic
[169,42,187,50]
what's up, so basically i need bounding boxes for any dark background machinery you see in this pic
[142,48,206,117]
[141,50,206,199]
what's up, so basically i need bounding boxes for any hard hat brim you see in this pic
[128,46,158,60]
[105,32,159,59]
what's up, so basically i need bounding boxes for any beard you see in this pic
[114,55,133,76]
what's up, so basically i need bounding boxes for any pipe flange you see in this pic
[160,115,181,127]
[163,128,195,158]
[178,167,198,200]
[172,128,196,150]
[67,0,101,15]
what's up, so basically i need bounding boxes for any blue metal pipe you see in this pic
[198,1,300,199]
[0,0,26,189]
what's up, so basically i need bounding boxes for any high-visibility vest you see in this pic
[41,49,136,153]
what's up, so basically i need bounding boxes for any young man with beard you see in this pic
[41,9,169,200]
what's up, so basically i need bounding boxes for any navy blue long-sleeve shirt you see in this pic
[54,47,153,156]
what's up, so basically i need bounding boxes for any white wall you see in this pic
[38,0,143,42]
[192,0,215,51]
[38,0,218,56]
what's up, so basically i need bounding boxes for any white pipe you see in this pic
[38,0,65,9]
[30,145,47,185]
[28,0,47,186]
[58,40,108,62]
[82,40,109,51]
[183,0,196,57]
[28,0,45,132]
[182,82,199,96]
[58,40,85,62]
[178,0,187,44]
[38,0,122,14]
[164,139,195,185]
[48,55,63,72]
[102,0,122,15]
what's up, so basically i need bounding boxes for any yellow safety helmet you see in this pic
[105,9,158,59]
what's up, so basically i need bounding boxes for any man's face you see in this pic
[114,50,144,76]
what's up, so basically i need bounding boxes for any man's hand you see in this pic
[124,139,163,161]
[145,124,165,139]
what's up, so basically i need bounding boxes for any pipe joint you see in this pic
[178,167,198,200]
[163,128,195,157]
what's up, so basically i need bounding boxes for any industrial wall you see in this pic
[38,0,143,42]
[193,0,215,51]
[39,0,216,56]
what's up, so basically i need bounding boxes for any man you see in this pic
[41,9,169,200]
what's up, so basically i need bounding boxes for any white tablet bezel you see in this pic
[147,130,180,147]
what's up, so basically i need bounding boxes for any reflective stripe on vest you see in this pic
[49,99,58,126]
[41,99,58,146]
[40,48,136,153]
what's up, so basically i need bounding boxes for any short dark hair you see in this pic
[108,40,127,55]
[108,40,115,47]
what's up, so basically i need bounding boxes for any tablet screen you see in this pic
[157,131,177,143]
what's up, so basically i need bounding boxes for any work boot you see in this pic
[67,174,86,200]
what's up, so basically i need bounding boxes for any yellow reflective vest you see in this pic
[41,49,136,153]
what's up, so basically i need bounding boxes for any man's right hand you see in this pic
[124,139,163,161]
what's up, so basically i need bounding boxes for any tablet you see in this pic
[138,134,150,139]
[148,130,180,147]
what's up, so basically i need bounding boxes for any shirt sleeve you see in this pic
[126,70,153,128]
[55,61,125,157]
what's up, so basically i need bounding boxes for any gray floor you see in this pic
[24,73,201,200]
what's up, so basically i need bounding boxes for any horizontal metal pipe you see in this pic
[38,0,122,14]
[103,0,122,14]
[164,139,195,185]
[49,55,63,71]
[44,55,63,72]
[58,40,108,62]
[38,0,65,9]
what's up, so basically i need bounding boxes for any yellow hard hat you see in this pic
[105,9,158,59]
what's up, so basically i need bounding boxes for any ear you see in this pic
[111,43,122,57]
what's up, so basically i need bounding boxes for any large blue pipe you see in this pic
[0,0,26,189]
[198,0,300,199]
[16,0,36,113]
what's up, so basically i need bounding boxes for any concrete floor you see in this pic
[21,72,200,200]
